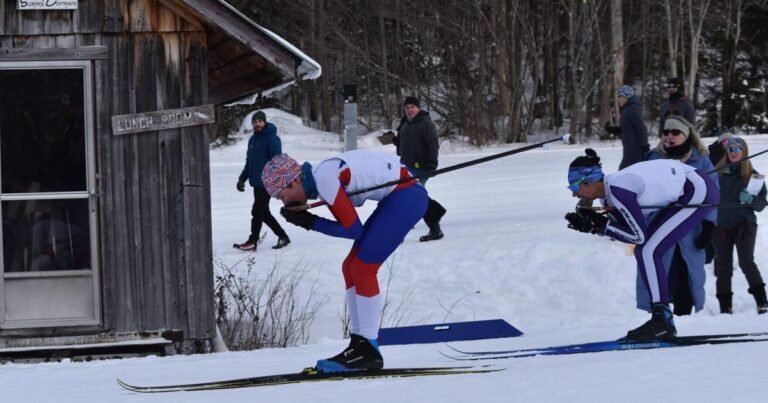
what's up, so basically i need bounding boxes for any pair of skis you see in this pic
[440,331,768,360]
[117,365,502,393]
[118,331,768,393]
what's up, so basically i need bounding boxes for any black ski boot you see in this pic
[271,236,291,250]
[716,293,733,314]
[624,303,677,341]
[315,334,383,373]
[419,222,444,242]
[748,285,768,314]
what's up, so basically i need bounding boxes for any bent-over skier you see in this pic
[261,151,428,372]
[564,149,719,341]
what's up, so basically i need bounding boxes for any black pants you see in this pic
[668,245,693,316]
[712,223,764,295]
[250,187,287,242]
[415,175,446,226]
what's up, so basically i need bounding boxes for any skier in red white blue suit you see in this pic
[261,151,428,372]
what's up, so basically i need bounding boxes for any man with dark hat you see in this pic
[233,110,291,251]
[565,149,719,341]
[392,96,446,241]
[659,77,695,136]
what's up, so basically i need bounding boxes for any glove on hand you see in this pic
[280,207,317,231]
[739,189,754,204]
[236,180,245,192]
[604,122,621,136]
[565,210,608,234]
[694,220,714,249]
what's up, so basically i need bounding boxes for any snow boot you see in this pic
[716,293,733,314]
[748,285,768,314]
[419,222,444,242]
[316,334,383,373]
[233,238,256,251]
[271,236,291,250]
[624,303,677,341]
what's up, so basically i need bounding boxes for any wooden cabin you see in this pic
[0,0,320,359]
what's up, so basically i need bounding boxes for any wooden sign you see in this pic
[17,0,79,10]
[111,105,215,136]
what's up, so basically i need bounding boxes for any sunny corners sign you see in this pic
[17,0,78,10]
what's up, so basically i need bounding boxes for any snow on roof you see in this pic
[217,0,322,81]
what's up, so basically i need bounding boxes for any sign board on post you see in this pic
[17,0,79,10]
[111,104,215,136]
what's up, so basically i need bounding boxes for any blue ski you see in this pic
[441,331,768,360]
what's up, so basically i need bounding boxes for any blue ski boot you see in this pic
[624,303,677,341]
[316,334,383,373]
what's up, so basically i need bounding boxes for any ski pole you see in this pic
[586,202,765,211]
[292,134,570,211]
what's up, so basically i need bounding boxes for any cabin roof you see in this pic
[173,0,321,104]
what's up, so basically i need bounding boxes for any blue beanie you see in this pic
[617,85,634,98]
[567,149,604,192]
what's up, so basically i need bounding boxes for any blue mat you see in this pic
[378,319,523,346]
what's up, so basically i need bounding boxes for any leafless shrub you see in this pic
[214,256,328,350]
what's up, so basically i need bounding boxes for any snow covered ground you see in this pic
[4,108,768,402]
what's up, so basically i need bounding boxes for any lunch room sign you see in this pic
[111,105,216,136]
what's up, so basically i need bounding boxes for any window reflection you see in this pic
[2,199,91,272]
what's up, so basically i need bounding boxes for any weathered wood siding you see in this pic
[1,0,214,341]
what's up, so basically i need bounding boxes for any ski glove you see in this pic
[565,210,608,234]
[739,189,754,204]
[694,220,714,249]
[604,123,621,136]
[236,180,245,192]
[281,207,316,231]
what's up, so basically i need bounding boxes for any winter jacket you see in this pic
[239,122,282,188]
[637,147,719,312]
[394,110,439,172]
[659,93,695,135]
[618,95,649,169]
[716,167,767,229]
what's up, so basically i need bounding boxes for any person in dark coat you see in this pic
[658,77,695,136]
[393,96,446,242]
[234,111,290,251]
[606,85,650,169]
[712,137,768,314]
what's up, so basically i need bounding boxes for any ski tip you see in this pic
[560,133,571,143]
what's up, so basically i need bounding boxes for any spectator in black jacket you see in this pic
[659,77,695,136]
[393,96,446,242]
[605,85,649,169]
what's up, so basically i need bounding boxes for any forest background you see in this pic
[217,0,768,145]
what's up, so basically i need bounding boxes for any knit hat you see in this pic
[404,96,420,108]
[567,148,604,192]
[664,118,690,138]
[717,131,734,144]
[617,85,634,99]
[252,110,267,123]
[667,77,683,87]
[262,154,302,197]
